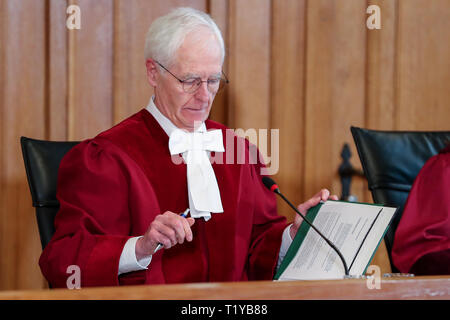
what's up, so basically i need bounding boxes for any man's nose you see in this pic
[195,81,210,101]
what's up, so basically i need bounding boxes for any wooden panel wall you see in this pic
[0,0,449,290]
[0,0,47,290]
[396,0,450,130]
[271,0,307,219]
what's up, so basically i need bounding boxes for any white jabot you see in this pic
[145,96,224,221]
[169,128,224,220]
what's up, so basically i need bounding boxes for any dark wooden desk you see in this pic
[0,276,449,300]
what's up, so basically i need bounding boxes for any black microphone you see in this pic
[262,176,350,276]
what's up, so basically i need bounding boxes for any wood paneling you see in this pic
[208,0,229,125]
[271,0,307,221]
[395,0,450,130]
[304,0,367,201]
[0,0,449,290]
[366,0,397,130]
[228,0,271,130]
[48,0,69,140]
[69,0,114,140]
[0,0,47,290]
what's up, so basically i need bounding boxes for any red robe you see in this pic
[39,109,287,287]
[391,145,450,274]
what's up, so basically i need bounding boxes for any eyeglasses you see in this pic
[155,61,229,94]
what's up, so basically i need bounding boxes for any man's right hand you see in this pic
[135,211,195,260]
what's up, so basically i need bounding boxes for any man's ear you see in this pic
[145,59,158,87]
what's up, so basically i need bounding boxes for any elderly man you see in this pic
[39,7,335,287]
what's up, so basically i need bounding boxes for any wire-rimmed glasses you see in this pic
[155,61,229,94]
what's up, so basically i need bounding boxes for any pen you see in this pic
[153,208,190,254]
[180,208,190,218]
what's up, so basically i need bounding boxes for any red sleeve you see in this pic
[392,149,450,273]
[39,138,142,288]
[247,149,287,280]
[409,249,450,275]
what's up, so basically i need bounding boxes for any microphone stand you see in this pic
[264,177,349,276]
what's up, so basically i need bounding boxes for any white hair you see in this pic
[144,7,225,67]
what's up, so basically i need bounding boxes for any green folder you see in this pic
[274,200,397,280]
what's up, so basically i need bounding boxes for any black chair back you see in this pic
[350,127,450,271]
[20,137,79,249]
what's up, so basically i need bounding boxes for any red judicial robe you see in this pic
[391,145,450,274]
[39,109,287,287]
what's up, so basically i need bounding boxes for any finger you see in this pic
[330,194,339,201]
[141,228,163,253]
[183,218,195,242]
[168,215,187,244]
[147,226,172,250]
[187,217,195,227]
[152,219,178,247]
[167,213,195,243]
[309,188,332,203]
[156,233,173,249]
[297,196,321,214]
[163,212,195,244]
[293,213,304,226]
[317,188,330,201]
[159,212,187,244]
[296,189,331,214]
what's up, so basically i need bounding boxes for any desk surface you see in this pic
[0,276,449,300]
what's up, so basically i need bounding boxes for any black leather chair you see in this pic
[351,127,450,272]
[20,137,79,249]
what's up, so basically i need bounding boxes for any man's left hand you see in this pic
[289,189,339,239]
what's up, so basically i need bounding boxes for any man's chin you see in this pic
[178,117,207,131]
[192,117,208,127]
[184,113,209,125]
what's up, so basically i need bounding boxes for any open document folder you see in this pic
[275,200,397,280]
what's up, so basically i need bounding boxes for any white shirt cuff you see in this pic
[277,224,294,271]
[118,236,152,275]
